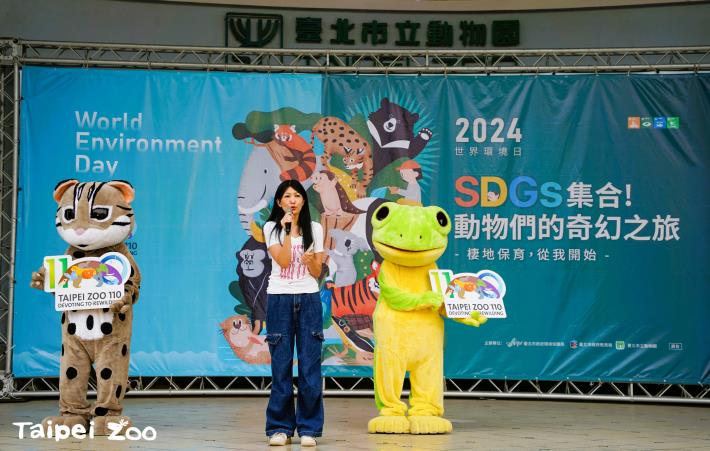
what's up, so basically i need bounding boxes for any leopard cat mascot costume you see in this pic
[30,179,141,436]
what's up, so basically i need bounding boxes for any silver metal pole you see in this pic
[0,53,5,377]
[5,42,19,375]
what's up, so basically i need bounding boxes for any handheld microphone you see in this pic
[285,206,293,235]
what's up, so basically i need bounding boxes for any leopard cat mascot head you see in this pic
[54,179,136,250]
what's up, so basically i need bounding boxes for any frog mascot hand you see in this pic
[367,202,486,435]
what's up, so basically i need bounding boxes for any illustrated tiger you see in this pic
[272,124,317,182]
[326,260,380,356]
[312,117,373,198]
[29,179,141,436]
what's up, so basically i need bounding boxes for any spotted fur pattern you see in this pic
[312,117,373,198]
[36,179,141,422]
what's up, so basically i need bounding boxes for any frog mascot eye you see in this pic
[374,204,390,222]
[436,210,448,227]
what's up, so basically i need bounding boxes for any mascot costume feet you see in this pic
[30,180,141,436]
[367,202,486,435]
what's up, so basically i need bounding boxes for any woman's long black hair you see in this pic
[266,179,314,251]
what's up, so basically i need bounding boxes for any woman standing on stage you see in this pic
[262,179,325,447]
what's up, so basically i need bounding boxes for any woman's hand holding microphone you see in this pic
[281,207,295,236]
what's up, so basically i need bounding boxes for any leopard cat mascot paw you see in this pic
[30,179,141,436]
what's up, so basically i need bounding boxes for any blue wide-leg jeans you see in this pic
[265,292,324,438]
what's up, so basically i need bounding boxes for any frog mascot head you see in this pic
[368,202,486,435]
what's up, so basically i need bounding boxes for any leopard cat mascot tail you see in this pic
[30,179,141,436]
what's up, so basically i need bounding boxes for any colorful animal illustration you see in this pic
[220,315,271,365]
[234,140,281,237]
[272,124,317,181]
[274,124,311,151]
[312,116,373,198]
[234,122,316,184]
[233,118,321,237]
[312,170,365,217]
[446,275,500,300]
[367,98,433,174]
[58,260,123,288]
[327,228,370,287]
[368,202,486,435]
[326,260,380,360]
[30,179,141,436]
[236,237,271,334]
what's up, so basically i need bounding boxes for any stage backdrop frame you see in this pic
[1,38,708,404]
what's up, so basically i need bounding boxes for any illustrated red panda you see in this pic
[273,124,316,181]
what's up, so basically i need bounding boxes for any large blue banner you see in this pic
[15,67,710,383]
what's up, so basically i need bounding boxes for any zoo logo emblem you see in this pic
[43,252,131,311]
[429,269,508,319]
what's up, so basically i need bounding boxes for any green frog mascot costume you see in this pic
[368,202,486,434]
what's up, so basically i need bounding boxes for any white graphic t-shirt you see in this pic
[263,221,324,294]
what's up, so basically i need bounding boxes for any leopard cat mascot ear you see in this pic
[30,179,141,436]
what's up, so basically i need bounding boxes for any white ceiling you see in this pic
[157,0,704,12]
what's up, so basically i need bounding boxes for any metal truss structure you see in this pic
[0,39,708,404]
[12,40,710,74]
[0,40,19,401]
[5,376,709,404]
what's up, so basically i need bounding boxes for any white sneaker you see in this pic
[300,435,317,447]
[268,432,291,446]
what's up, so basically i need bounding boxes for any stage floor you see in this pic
[0,396,708,450]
